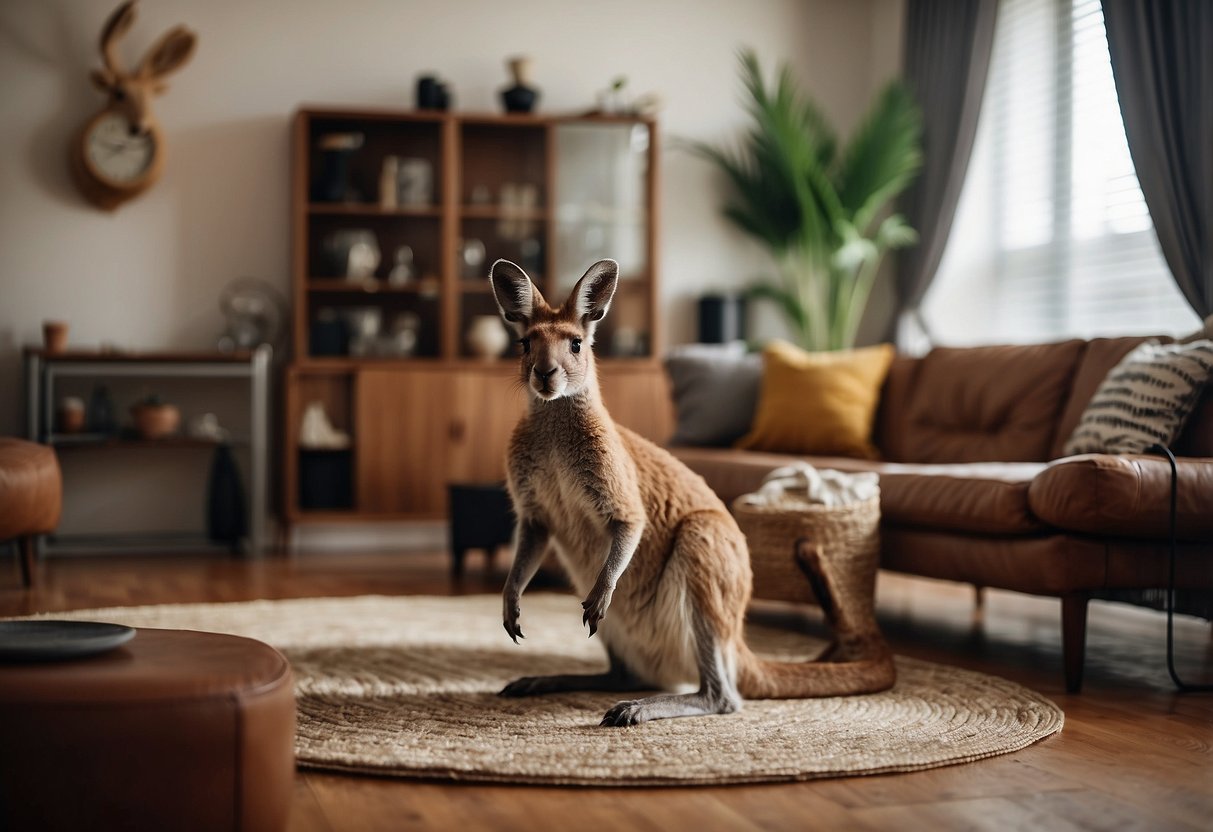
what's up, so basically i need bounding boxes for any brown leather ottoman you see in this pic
[0,438,62,587]
[0,628,295,831]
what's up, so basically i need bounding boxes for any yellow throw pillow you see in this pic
[736,341,895,458]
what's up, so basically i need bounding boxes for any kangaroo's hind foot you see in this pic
[500,650,648,697]
[600,606,741,727]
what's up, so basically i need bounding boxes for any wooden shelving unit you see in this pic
[283,106,670,531]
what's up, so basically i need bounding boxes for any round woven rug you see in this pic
[38,594,1063,786]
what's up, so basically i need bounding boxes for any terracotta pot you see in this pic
[43,321,68,354]
[58,398,86,434]
[131,403,181,440]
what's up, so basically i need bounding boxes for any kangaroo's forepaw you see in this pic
[503,597,525,644]
[581,587,612,638]
[600,700,646,727]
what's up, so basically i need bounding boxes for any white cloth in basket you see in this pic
[737,462,879,508]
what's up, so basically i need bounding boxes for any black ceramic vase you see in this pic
[312,133,364,202]
[417,75,452,111]
[501,57,539,113]
[501,84,539,113]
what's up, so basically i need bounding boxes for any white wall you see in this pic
[0,0,891,544]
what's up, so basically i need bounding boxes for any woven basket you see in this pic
[733,493,881,607]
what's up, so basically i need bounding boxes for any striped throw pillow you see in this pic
[1063,339,1213,456]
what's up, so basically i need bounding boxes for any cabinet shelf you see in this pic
[307,278,438,294]
[459,205,548,221]
[308,203,441,218]
[48,434,248,450]
[295,356,444,371]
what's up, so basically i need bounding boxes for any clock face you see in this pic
[85,113,156,185]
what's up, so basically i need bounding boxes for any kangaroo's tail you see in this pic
[735,641,895,699]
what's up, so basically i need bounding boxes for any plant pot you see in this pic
[131,403,181,440]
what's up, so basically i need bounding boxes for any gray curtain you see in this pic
[1102,0,1213,318]
[893,0,999,338]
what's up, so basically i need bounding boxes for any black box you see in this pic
[299,449,353,510]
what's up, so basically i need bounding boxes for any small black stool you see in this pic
[448,482,515,579]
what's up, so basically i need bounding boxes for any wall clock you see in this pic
[69,1,196,211]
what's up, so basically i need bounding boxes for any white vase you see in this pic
[466,315,510,359]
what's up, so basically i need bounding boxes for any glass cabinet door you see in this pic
[553,121,652,357]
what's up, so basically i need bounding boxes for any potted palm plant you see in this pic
[687,50,923,351]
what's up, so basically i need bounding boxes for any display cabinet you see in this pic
[283,107,670,533]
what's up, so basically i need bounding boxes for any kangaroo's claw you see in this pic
[581,589,611,638]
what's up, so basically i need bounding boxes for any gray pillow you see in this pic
[663,342,762,446]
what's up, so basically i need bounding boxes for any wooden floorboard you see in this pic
[3,548,1210,831]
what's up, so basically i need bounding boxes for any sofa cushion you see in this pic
[1051,337,1152,458]
[877,461,1047,535]
[736,341,894,459]
[1029,453,1213,541]
[890,340,1085,464]
[873,355,922,462]
[1061,340,1213,456]
[663,342,762,446]
[1050,335,1213,458]
[670,447,1047,536]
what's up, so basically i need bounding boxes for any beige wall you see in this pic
[0,0,894,431]
[0,0,895,544]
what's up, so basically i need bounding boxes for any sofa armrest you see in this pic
[1028,453,1213,541]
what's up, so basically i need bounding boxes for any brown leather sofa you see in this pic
[671,337,1213,692]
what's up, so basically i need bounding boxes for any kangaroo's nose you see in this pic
[534,365,558,381]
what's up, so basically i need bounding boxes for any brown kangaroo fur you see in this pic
[491,259,895,727]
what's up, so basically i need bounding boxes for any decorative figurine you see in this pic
[379,156,400,209]
[388,245,416,287]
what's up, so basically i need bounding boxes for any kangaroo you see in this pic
[491,258,895,727]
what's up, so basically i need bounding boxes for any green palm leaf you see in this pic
[837,83,924,234]
[682,50,922,350]
[748,280,808,341]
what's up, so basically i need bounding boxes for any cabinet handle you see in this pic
[449,419,465,442]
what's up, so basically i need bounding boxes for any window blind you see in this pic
[921,0,1199,346]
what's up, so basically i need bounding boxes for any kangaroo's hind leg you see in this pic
[600,606,742,727]
[499,648,650,697]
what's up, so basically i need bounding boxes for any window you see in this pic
[920,0,1199,346]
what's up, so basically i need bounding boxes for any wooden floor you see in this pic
[3,548,1211,832]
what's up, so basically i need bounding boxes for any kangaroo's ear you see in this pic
[490,259,541,334]
[568,259,619,332]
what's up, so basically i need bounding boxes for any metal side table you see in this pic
[24,347,271,556]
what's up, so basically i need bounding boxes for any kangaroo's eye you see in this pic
[518,337,530,355]
[113,89,126,101]
[571,338,582,354]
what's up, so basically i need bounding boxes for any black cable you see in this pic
[1145,443,1213,692]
